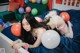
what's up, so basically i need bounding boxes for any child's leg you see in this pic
[57,21,73,38]
[65,21,73,38]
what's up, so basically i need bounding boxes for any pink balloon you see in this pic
[29,0,32,2]
[26,7,31,13]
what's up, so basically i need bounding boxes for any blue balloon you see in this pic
[36,0,41,3]
[0,19,3,23]
[25,0,28,4]
[0,19,4,25]
[18,7,24,14]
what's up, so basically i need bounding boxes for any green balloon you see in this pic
[42,0,48,4]
[0,29,2,32]
[31,8,38,16]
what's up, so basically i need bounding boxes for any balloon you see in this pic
[0,29,2,32]
[0,25,4,30]
[29,0,32,2]
[26,7,31,13]
[3,22,11,28]
[60,12,70,22]
[42,0,48,4]
[31,8,38,16]
[0,19,3,23]
[25,0,28,4]
[41,30,60,49]
[11,23,21,37]
[0,19,4,25]
[32,0,36,3]
[18,7,24,14]
[35,17,43,22]
[36,0,41,4]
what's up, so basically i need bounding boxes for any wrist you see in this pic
[18,39,22,43]
[25,43,29,48]
[22,43,29,50]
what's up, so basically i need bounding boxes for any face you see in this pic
[22,18,31,31]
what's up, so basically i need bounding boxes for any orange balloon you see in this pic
[11,23,21,37]
[60,12,70,22]
[0,25,4,30]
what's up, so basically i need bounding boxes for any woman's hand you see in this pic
[11,42,29,50]
[11,43,25,53]
[11,40,29,53]
[11,39,22,48]
[12,43,24,49]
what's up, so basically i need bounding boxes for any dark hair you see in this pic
[19,13,51,44]
[21,13,50,31]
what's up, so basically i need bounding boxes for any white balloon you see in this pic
[41,30,60,49]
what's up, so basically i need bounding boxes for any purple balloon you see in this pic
[3,22,11,28]
[18,7,24,14]
[36,0,41,4]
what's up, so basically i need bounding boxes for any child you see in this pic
[44,11,73,38]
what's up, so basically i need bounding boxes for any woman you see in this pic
[44,11,73,38]
[11,13,50,50]
[11,12,80,53]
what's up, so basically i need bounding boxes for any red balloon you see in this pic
[11,23,21,37]
[60,12,70,22]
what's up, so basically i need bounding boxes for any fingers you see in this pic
[22,43,29,50]
[12,43,23,49]
[11,41,29,51]
[11,39,22,47]
[11,41,23,53]
[15,49,18,53]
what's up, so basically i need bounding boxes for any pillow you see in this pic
[8,2,19,12]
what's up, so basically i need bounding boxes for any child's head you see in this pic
[44,10,57,23]
[44,13,60,29]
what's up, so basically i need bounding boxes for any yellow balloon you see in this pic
[32,0,36,3]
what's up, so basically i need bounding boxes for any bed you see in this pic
[0,0,80,53]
